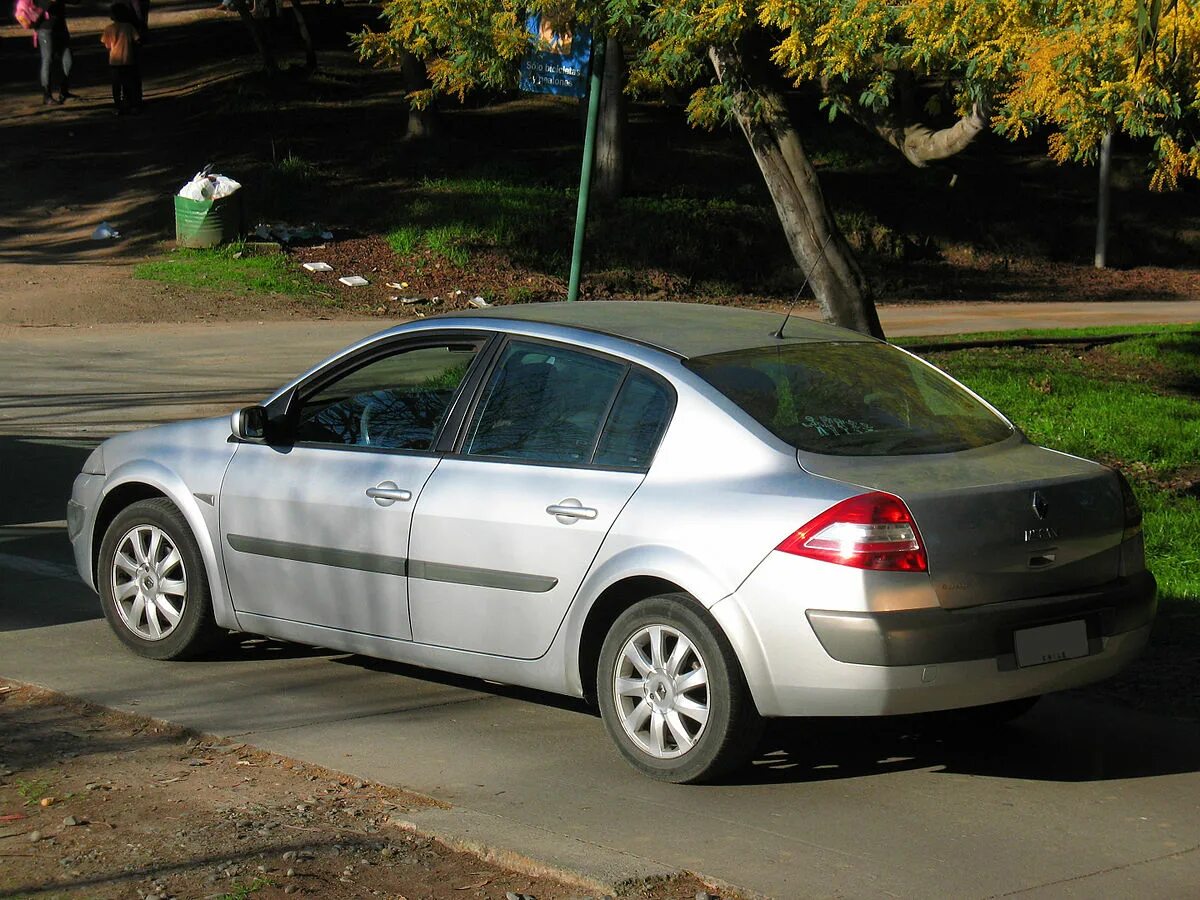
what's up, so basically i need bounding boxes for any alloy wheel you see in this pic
[613,624,710,759]
[110,524,188,641]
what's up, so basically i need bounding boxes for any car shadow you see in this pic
[331,653,595,717]
[328,653,1199,785]
[725,699,1200,785]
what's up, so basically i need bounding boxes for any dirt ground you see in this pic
[0,681,733,900]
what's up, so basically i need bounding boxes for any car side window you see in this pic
[464,341,625,464]
[294,343,479,451]
[593,371,672,469]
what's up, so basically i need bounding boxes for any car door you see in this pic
[408,337,674,659]
[219,335,487,639]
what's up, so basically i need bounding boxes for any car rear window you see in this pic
[686,342,1013,456]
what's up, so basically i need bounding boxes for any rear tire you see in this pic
[98,498,224,660]
[597,594,763,783]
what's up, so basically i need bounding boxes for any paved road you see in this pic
[3,305,1199,898]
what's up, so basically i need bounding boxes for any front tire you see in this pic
[597,594,762,783]
[98,498,224,660]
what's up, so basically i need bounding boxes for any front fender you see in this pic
[97,459,241,631]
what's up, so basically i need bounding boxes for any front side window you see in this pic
[294,342,480,450]
[687,342,1013,456]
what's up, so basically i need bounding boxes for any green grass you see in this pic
[216,878,275,900]
[385,176,791,289]
[900,322,1200,348]
[134,243,321,297]
[16,778,52,805]
[921,325,1200,719]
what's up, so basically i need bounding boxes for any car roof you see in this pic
[432,301,874,359]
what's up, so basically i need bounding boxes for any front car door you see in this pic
[219,335,488,640]
[408,337,674,659]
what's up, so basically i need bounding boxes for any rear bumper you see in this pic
[805,571,1156,667]
[711,569,1156,718]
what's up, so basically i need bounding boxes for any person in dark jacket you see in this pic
[33,0,75,104]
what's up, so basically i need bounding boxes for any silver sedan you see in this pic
[67,302,1156,782]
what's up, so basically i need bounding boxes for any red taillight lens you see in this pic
[776,491,928,572]
[1113,469,1143,539]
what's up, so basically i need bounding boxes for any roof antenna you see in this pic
[774,231,834,339]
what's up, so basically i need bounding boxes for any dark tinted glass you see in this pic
[465,341,624,464]
[687,342,1012,456]
[594,372,671,468]
[295,344,478,450]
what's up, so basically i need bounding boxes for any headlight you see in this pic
[82,445,106,475]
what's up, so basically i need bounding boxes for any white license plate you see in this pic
[1013,620,1089,668]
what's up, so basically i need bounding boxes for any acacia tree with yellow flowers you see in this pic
[356,0,1200,338]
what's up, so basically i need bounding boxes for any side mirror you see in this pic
[231,405,268,442]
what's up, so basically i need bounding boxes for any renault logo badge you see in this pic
[1032,490,1049,520]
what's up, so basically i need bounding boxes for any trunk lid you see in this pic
[798,438,1124,608]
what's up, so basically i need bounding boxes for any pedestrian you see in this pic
[26,0,76,105]
[101,2,141,115]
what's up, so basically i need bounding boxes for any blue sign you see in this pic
[518,14,592,98]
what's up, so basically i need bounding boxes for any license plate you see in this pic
[1013,620,1089,668]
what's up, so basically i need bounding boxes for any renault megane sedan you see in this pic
[67,301,1156,782]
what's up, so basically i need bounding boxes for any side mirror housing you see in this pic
[231,405,268,443]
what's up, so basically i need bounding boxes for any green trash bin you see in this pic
[174,191,245,249]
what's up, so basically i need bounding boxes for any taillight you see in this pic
[776,491,928,572]
[1113,469,1143,539]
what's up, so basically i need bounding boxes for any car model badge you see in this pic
[1032,490,1049,520]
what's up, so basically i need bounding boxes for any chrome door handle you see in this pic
[546,499,598,523]
[366,481,412,506]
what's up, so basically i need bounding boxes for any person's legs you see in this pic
[57,30,74,98]
[37,29,56,102]
[129,64,143,109]
[110,66,123,111]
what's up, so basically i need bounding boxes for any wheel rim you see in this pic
[109,524,187,642]
[613,624,710,759]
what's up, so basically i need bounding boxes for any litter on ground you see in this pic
[339,275,369,287]
[91,221,120,240]
[302,262,333,272]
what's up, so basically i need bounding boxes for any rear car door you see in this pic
[408,338,674,659]
[219,335,487,639]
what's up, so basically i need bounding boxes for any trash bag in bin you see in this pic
[174,167,244,248]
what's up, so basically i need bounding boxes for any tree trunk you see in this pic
[399,51,440,140]
[288,0,317,72]
[593,37,627,202]
[234,0,276,74]
[709,44,883,339]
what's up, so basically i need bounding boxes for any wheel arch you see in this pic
[90,461,240,631]
[577,575,687,704]
[91,482,168,583]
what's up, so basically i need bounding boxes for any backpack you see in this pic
[13,0,45,28]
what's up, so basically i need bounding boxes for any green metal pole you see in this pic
[567,36,606,301]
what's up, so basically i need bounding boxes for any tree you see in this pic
[356,0,1200,337]
[594,36,628,202]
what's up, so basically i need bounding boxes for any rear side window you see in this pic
[687,342,1012,456]
[594,372,671,468]
[465,341,625,464]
